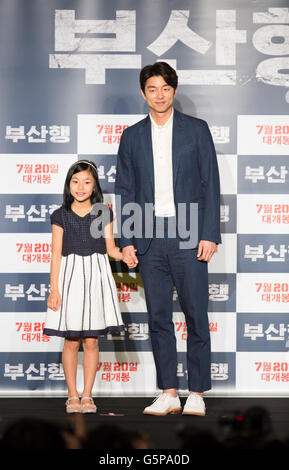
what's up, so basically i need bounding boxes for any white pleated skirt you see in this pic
[43,253,124,338]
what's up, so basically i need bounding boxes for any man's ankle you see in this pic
[189,391,203,397]
[163,389,177,397]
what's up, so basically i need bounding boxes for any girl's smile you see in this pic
[69,169,95,203]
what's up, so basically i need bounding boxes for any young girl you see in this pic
[44,160,135,413]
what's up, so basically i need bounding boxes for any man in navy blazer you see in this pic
[115,62,221,416]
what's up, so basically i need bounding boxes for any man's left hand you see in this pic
[197,240,218,262]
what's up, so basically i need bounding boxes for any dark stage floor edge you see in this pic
[0,397,289,449]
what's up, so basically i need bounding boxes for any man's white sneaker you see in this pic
[143,393,182,416]
[182,394,206,416]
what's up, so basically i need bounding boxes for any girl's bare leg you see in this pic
[62,337,81,401]
[82,337,99,398]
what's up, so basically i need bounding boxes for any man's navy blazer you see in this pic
[115,108,221,255]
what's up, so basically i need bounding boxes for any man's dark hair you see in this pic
[140,62,178,93]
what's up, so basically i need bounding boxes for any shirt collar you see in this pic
[150,108,174,129]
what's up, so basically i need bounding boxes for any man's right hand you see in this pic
[122,245,138,268]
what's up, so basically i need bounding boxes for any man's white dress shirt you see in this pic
[150,109,176,217]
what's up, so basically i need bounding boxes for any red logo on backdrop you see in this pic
[97,124,129,145]
[16,322,50,343]
[256,203,289,225]
[255,282,289,304]
[98,361,138,383]
[16,163,59,184]
[256,125,289,146]
[255,361,289,383]
[16,242,51,264]
[116,281,138,303]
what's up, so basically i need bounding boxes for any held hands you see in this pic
[122,245,138,269]
[121,241,217,267]
[197,240,218,263]
[47,291,61,311]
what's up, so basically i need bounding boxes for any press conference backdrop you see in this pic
[0,0,288,396]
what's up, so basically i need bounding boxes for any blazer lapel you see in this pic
[139,115,154,194]
[172,109,185,190]
[139,109,185,197]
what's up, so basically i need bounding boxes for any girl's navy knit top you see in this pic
[50,204,114,256]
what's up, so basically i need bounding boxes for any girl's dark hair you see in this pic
[63,160,103,210]
[140,62,178,93]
